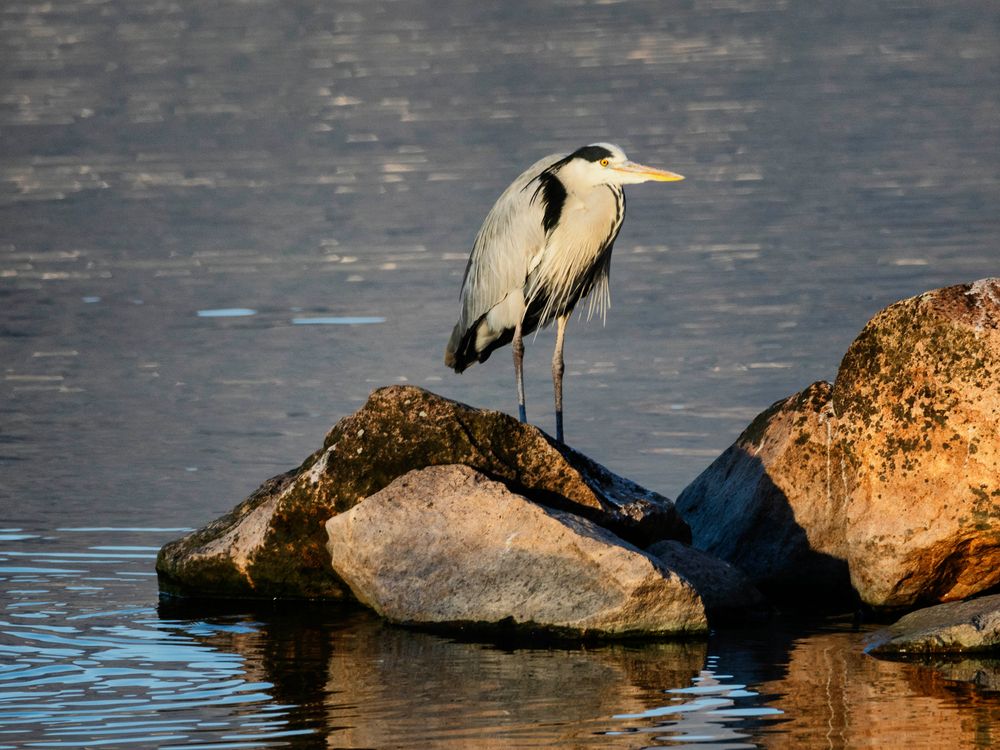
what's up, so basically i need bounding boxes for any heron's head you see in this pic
[558,143,684,188]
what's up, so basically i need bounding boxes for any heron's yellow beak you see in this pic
[613,161,685,182]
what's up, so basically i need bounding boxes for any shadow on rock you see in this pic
[678,438,858,610]
[677,279,1000,612]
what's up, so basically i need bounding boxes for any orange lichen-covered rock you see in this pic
[832,278,1000,606]
[678,279,1000,608]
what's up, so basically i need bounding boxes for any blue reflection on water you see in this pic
[290,316,385,325]
[196,309,257,318]
[0,529,310,748]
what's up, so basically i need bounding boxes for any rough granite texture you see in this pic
[832,278,1000,606]
[157,385,689,600]
[646,539,765,615]
[326,464,708,636]
[675,381,846,601]
[867,594,1000,655]
[677,279,1000,607]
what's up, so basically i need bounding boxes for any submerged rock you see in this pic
[867,594,1000,655]
[677,279,1000,608]
[326,464,707,636]
[157,385,689,600]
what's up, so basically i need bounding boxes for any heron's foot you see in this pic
[555,410,564,443]
[518,403,527,423]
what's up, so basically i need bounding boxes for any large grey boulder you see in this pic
[157,385,689,600]
[867,594,1000,655]
[325,464,708,637]
[677,279,1000,608]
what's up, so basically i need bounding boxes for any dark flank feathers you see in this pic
[445,316,480,372]
[446,314,515,373]
[533,171,567,234]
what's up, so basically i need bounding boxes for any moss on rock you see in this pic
[157,386,689,600]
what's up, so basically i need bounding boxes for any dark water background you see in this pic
[1,0,998,747]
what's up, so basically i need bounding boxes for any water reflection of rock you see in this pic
[751,630,1000,749]
[323,631,706,748]
[158,600,708,748]
[157,600,1000,747]
[918,657,1000,692]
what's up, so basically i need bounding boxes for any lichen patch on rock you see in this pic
[677,278,1000,609]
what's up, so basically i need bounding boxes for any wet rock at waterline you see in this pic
[867,594,1000,655]
[157,385,689,601]
[326,464,708,636]
[677,278,1000,609]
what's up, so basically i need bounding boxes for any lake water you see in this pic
[1,0,998,747]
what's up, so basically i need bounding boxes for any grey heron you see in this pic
[445,143,683,443]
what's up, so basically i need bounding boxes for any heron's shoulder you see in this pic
[529,152,570,174]
[503,152,568,194]
[479,153,565,222]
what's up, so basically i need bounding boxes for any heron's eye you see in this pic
[599,158,609,167]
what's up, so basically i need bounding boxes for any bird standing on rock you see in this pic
[445,143,684,443]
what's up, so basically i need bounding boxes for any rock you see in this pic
[645,539,766,615]
[867,594,1000,655]
[907,656,1000,691]
[156,469,300,599]
[325,464,707,636]
[675,381,850,603]
[832,278,1000,606]
[677,279,1000,608]
[157,385,689,600]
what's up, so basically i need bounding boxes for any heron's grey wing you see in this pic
[458,153,563,331]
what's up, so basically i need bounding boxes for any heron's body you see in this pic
[445,143,683,442]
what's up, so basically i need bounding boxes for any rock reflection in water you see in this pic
[749,629,1000,750]
[159,599,709,748]
[157,602,1000,749]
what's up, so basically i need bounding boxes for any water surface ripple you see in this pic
[0,529,311,748]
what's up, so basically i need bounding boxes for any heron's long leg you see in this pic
[513,318,527,423]
[552,314,568,443]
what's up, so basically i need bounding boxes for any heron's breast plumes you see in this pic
[525,184,625,328]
